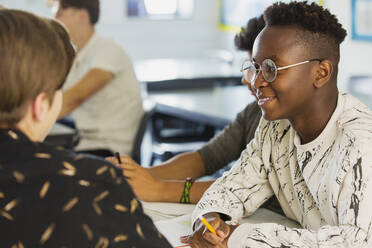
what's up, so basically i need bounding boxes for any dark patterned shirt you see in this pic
[0,129,171,247]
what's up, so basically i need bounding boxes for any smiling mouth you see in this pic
[258,96,276,106]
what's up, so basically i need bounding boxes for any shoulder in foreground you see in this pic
[38,144,119,179]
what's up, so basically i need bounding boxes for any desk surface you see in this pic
[147,85,256,128]
[142,201,300,226]
[135,58,241,83]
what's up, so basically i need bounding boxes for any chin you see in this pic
[262,111,282,122]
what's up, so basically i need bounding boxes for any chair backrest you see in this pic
[130,102,155,164]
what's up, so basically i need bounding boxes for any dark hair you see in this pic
[264,1,346,44]
[234,15,265,52]
[59,0,99,24]
[0,9,75,126]
[264,1,346,65]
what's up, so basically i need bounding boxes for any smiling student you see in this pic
[185,2,372,247]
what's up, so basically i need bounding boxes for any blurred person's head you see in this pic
[234,15,266,96]
[0,9,75,141]
[235,15,266,58]
[250,1,346,121]
[53,0,99,49]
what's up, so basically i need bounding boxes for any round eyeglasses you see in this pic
[240,58,321,83]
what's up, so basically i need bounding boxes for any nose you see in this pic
[252,70,269,91]
[241,77,249,86]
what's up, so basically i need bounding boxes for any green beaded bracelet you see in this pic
[180,177,194,204]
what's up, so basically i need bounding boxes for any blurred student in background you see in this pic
[53,0,143,157]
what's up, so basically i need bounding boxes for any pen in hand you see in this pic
[114,152,122,164]
[199,216,217,235]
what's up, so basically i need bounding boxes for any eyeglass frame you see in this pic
[240,58,322,83]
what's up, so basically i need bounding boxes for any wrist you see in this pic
[154,180,167,201]
[180,177,194,204]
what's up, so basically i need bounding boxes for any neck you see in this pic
[15,108,45,142]
[16,121,40,142]
[72,25,95,52]
[290,90,339,144]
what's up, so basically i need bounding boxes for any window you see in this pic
[219,0,323,32]
[127,0,194,19]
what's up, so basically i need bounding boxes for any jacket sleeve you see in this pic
[226,131,372,248]
[227,162,372,248]
[192,118,274,225]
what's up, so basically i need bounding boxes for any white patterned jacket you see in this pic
[192,93,372,248]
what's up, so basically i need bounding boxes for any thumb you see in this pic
[216,223,230,239]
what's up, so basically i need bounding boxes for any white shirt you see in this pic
[192,93,372,247]
[63,32,143,155]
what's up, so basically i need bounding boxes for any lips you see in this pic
[257,96,276,106]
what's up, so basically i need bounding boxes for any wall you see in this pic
[0,0,230,59]
[324,0,372,91]
[1,0,372,92]
[97,0,228,60]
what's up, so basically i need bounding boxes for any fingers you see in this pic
[180,235,191,243]
[122,164,142,179]
[215,218,230,240]
[202,217,230,245]
[121,156,137,164]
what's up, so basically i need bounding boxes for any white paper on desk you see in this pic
[154,208,300,247]
[142,201,196,217]
[155,214,192,247]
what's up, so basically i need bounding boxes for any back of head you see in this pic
[58,0,100,24]
[0,9,75,127]
[263,1,347,75]
[234,15,266,53]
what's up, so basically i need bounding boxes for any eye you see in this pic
[253,63,260,70]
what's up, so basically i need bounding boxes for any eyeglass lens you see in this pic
[242,59,278,83]
[261,59,277,82]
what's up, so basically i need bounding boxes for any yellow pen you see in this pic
[199,216,217,235]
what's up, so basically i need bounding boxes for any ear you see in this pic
[313,59,333,88]
[31,93,50,122]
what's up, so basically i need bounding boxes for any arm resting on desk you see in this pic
[109,155,214,203]
[59,68,113,119]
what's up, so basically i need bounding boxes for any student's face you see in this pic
[252,26,318,121]
[53,3,81,40]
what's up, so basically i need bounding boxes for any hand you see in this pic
[106,156,164,202]
[180,213,238,248]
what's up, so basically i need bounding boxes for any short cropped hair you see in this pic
[234,15,265,52]
[59,0,99,24]
[264,1,347,65]
[0,9,75,126]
